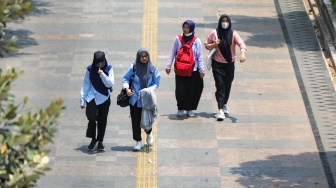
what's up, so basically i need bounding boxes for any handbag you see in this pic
[116,89,130,107]
[206,31,218,71]
[117,64,136,107]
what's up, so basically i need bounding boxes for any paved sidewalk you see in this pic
[1,0,335,187]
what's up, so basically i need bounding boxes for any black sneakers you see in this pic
[87,139,105,152]
[87,139,97,151]
[97,142,105,151]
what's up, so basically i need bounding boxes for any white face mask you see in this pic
[222,22,229,29]
[184,32,193,37]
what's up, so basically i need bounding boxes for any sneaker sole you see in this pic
[217,117,225,121]
[147,138,154,146]
[133,147,143,151]
[97,148,105,151]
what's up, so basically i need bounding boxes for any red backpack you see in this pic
[174,35,197,77]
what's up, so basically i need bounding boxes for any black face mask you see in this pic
[95,61,105,68]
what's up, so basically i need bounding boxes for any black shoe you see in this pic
[97,142,105,151]
[87,139,97,151]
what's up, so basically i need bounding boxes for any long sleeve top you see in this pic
[122,64,161,108]
[80,68,114,106]
[166,35,205,74]
[205,29,247,63]
[140,87,158,130]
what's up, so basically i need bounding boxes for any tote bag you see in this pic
[206,31,218,71]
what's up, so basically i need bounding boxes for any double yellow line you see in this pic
[136,0,158,187]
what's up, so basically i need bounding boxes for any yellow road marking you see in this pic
[141,0,158,65]
[136,0,158,187]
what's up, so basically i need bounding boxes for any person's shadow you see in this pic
[75,145,134,153]
[197,112,216,119]
[164,112,238,123]
[163,112,213,120]
[112,145,154,153]
[224,114,238,123]
[74,145,98,155]
[111,146,134,152]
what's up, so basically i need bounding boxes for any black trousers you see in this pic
[212,60,235,109]
[175,71,204,111]
[85,97,110,142]
[130,102,152,142]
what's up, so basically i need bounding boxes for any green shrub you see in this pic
[332,0,336,12]
[0,0,34,57]
[0,67,65,187]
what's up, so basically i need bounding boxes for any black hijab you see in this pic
[87,51,112,96]
[135,48,155,89]
[217,14,234,63]
[182,20,195,43]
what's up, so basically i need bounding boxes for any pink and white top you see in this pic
[205,29,247,63]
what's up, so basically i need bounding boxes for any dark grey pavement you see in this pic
[1,0,336,187]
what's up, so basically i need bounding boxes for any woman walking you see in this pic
[80,51,114,151]
[166,20,205,117]
[205,14,247,121]
[122,48,161,151]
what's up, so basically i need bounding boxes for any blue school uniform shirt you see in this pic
[122,64,160,108]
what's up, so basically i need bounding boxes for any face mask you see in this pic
[95,61,105,68]
[184,32,193,37]
[222,22,229,29]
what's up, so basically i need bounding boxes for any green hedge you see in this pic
[333,0,336,11]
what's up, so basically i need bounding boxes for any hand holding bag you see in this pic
[117,64,136,107]
[206,31,218,71]
[116,89,130,107]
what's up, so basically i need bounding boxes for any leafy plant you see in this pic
[332,0,336,12]
[0,1,66,187]
[0,67,65,187]
[0,0,34,57]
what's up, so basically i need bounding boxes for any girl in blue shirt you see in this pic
[122,48,161,151]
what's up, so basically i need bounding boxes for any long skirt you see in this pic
[175,71,204,111]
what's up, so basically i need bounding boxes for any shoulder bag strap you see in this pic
[129,63,136,89]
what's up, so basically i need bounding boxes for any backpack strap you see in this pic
[178,35,197,46]
[189,36,197,46]
[178,35,185,45]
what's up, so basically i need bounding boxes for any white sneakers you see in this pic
[187,110,195,117]
[178,110,196,117]
[214,105,229,121]
[215,109,225,121]
[134,133,154,151]
[146,132,154,146]
[223,104,229,114]
[216,111,225,121]
[133,141,143,151]
[177,110,184,117]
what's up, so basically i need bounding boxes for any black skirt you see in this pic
[175,71,204,111]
